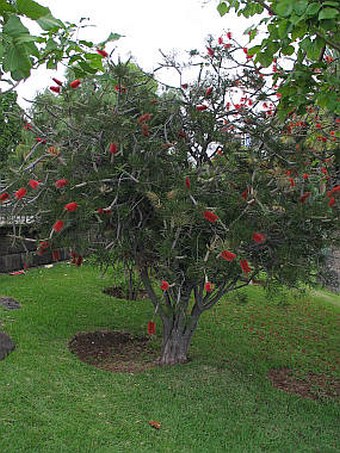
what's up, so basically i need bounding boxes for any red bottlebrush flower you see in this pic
[97,208,104,214]
[205,282,214,293]
[181,83,188,89]
[29,179,40,190]
[241,189,249,200]
[328,197,336,207]
[247,99,253,106]
[226,32,232,40]
[70,79,81,89]
[38,240,49,252]
[36,137,46,144]
[203,210,219,223]
[207,47,215,57]
[285,170,292,176]
[178,129,187,139]
[55,179,68,189]
[302,173,309,180]
[52,249,61,261]
[321,167,328,175]
[240,259,252,275]
[316,123,322,129]
[299,192,311,203]
[109,142,118,154]
[196,105,208,111]
[97,207,112,215]
[276,93,282,99]
[330,130,335,136]
[330,185,340,195]
[76,255,83,266]
[324,55,334,63]
[52,220,64,233]
[50,86,61,94]
[234,104,241,110]
[220,250,236,262]
[205,87,213,97]
[0,192,10,203]
[137,113,152,124]
[289,178,295,187]
[52,78,63,86]
[114,84,127,93]
[218,36,223,45]
[15,187,27,200]
[185,176,191,190]
[160,280,170,291]
[141,123,150,137]
[147,321,156,335]
[23,122,32,130]
[252,232,266,244]
[97,48,108,58]
[64,202,78,212]
[243,47,248,55]
[224,43,232,49]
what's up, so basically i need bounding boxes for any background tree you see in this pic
[0,91,22,170]
[2,39,338,365]
[0,0,121,90]
[217,0,340,116]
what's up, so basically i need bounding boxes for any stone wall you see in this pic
[0,226,68,273]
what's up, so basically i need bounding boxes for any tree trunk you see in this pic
[158,314,199,365]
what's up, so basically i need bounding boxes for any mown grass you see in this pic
[0,263,339,452]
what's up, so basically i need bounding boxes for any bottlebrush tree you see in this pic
[2,38,339,365]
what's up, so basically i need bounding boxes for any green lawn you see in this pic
[0,264,339,452]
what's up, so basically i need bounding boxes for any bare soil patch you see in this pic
[68,330,158,373]
[0,296,21,310]
[268,368,340,400]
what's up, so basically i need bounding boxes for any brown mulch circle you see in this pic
[0,296,21,310]
[102,286,149,300]
[68,330,158,373]
[268,368,340,400]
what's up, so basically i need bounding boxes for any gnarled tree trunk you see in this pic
[158,313,200,365]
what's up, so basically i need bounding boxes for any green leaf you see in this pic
[256,51,273,67]
[3,44,32,80]
[318,7,339,20]
[217,2,229,16]
[274,0,294,17]
[16,0,50,20]
[100,32,123,46]
[278,19,291,38]
[0,0,15,13]
[282,45,295,56]
[248,45,261,56]
[293,0,308,16]
[305,3,321,16]
[3,15,30,37]
[36,13,64,31]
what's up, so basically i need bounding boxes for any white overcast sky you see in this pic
[16,0,251,108]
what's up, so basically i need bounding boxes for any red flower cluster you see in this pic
[220,250,236,262]
[203,210,219,223]
[97,48,108,58]
[55,179,68,189]
[70,251,83,266]
[147,321,156,335]
[50,86,61,94]
[97,207,112,215]
[240,259,251,275]
[0,192,10,203]
[52,78,63,86]
[15,187,27,200]
[52,250,61,261]
[299,192,311,204]
[205,282,214,293]
[70,79,81,89]
[205,87,213,97]
[37,240,49,256]
[185,176,191,190]
[64,202,78,212]
[52,220,64,233]
[29,179,40,190]
[160,280,170,291]
[196,105,208,111]
[137,113,152,124]
[109,143,118,154]
[252,232,266,244]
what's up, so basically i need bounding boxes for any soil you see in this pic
[268,368,340,400]
[0,296,21,310]
[0,331,15,361]
[102,286,149,301]
[68,330,158,373]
